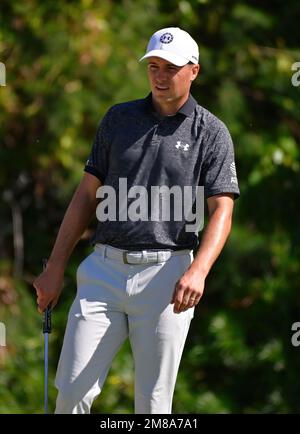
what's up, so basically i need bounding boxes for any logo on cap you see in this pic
[160,32,173,44]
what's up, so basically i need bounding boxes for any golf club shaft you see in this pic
[44,333,49,414]
[42,258,52,414]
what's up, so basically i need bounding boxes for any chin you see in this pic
[153,91,174,101]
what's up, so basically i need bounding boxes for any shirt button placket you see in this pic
[151,123,160,146]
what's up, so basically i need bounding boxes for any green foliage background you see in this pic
[1,0,300,413]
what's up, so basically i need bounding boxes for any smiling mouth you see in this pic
[155,85,169,91]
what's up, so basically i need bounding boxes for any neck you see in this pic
[152,94,189,117]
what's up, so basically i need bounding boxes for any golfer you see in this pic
[33,27,240,414]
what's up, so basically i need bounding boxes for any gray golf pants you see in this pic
[54,243,194,414]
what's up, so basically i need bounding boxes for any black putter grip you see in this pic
[42,258,52,334]
[43,306,52,334]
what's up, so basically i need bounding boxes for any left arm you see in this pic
[171,193,234,313]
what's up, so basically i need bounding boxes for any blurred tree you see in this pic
[0,0,163,413]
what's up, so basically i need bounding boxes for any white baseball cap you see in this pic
[139,27,199,66]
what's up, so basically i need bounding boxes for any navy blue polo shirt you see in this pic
[84,93,240,251]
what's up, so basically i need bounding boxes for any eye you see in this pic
[168,66,178,71]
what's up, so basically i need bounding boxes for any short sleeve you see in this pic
[200,122,240,199]
[84,109,112,184]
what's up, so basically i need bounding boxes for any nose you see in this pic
[155,68,167,83]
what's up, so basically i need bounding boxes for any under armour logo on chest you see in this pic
[175,141,190,151]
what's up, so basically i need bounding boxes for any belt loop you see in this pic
[102,245,106,260]
[158,251,166,263]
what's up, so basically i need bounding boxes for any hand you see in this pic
[32,263,65,313]
[171,268,205,314]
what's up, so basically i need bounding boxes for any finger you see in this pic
[191,294,202,306]
[34,283,40,297]
[38,299,46,313]
[170,285,177,304]
[181,295,201,311]
[188,296,197,306]
[171,280,183,304]
[32,279,41,293]
[51,297,58,310]
[182,300,196,311]
[37,297,51,314]
[172,283,184,302]
[176,293,198,312]
[174,296,189,313]
[173,289,186,313]
[38,303,50,314]
[176,301,188,313]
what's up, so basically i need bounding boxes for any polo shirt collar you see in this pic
[145,93,197,118]
[178,94,197,117]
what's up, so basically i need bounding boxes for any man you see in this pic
[33,27,240,414]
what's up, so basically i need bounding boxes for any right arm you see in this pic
[33,172,101,313]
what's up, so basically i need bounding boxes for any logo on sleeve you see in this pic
[230,162,238,184]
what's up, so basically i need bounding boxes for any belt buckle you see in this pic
[123,251,130,264]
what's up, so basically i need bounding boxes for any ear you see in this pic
[190,63,200,81]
